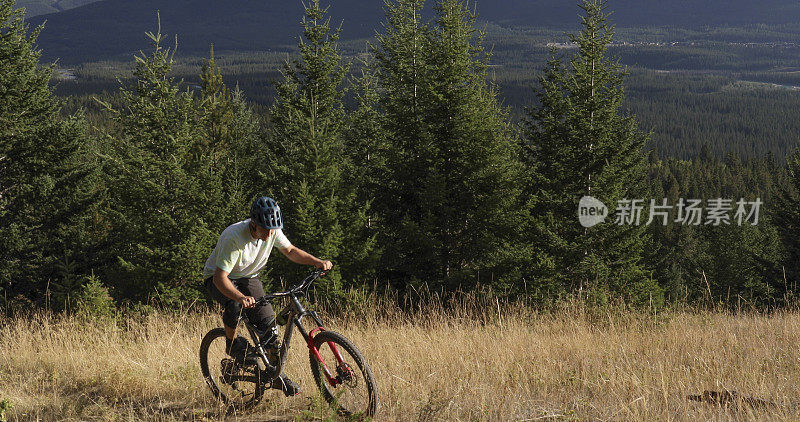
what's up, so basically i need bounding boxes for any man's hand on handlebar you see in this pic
[316,260,333,271]
[238,295,257,308]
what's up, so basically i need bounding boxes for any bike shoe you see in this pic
[227,336,259,366]
[271,374,301,397]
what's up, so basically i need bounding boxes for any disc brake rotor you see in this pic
[336,363,358,388]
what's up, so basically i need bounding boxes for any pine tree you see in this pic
[374,0,426,145]
[774,146,800,298]
[265,0,375,297]
[371,0,428,288]
[523,0,657,305]
[343,56,387,274]
[374,0,528,291]
[645,154,788,307]
[198,45,235,171]
[100,22,239,305]
[698,221,783,308]
[0,0,98,308]
[197,45,259,225]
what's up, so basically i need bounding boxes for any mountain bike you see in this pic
[199,269,378,418]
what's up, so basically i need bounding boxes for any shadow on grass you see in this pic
[8,379,307,421]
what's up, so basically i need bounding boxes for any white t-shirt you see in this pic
[203,219,292,279]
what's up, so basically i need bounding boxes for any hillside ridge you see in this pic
[27,0,800,64]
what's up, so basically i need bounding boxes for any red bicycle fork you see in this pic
[307,327,350,387]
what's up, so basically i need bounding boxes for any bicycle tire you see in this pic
[309,330,378,418]
[199,327,264,409]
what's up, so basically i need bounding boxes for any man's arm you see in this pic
[279,245,333,270]
[213,267,256,308]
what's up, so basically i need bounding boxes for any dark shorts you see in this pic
[205,276,276,331]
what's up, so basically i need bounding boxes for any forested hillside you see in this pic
[27,0,800,63]
[29,0,385,63]
[6,3,800,420]
[53,55,800,162]
[4,0,800,315]
[479,0,800,27]
[15,0,99,17]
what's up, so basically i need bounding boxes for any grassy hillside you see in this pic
[2,301,800,420]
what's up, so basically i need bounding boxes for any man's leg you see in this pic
[205,277,257,365]
[224,325,237,341]
[205,276,298,395]
[236,277,276,343]
[206,278,278,353]
[205,277,242,341]
[239,277,300,396]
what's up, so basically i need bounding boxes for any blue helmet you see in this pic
[250,196,283,229]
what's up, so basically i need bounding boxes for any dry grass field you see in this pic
[2,298,800,421]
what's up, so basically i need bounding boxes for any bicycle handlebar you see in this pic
[254,268,327,304]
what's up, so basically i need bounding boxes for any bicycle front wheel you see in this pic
[199,327,264,409]
[309,330,378,418]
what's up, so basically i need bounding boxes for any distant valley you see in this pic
[22,0,800,161]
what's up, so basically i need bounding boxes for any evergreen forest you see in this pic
[3,0,800,315]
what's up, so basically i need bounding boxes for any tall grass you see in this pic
[2,294,800,421]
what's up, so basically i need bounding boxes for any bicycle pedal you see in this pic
[260,364,280,381]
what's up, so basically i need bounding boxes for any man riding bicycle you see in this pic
[203,196,333,397]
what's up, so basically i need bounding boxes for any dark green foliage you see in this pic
[264,0,376,297]
[100,28,206,304]
[50,253,83,309]
[197,45,259,225]
[773,146,800,300]
[646,153,787,307]
[4,0,800,312]
[373,0,527,292]
[99,23,258,305]
[702,222,783,307]
[625,72,800,162]
[344,57,388,214]
[0,0,99,308]
[342,57,387,279]
[523,0,657,304]
[50,43,800,165]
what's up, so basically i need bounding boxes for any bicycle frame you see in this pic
[239,272,351,387]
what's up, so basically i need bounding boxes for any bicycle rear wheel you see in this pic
[199,327,264,409]
[309,330,378,418]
